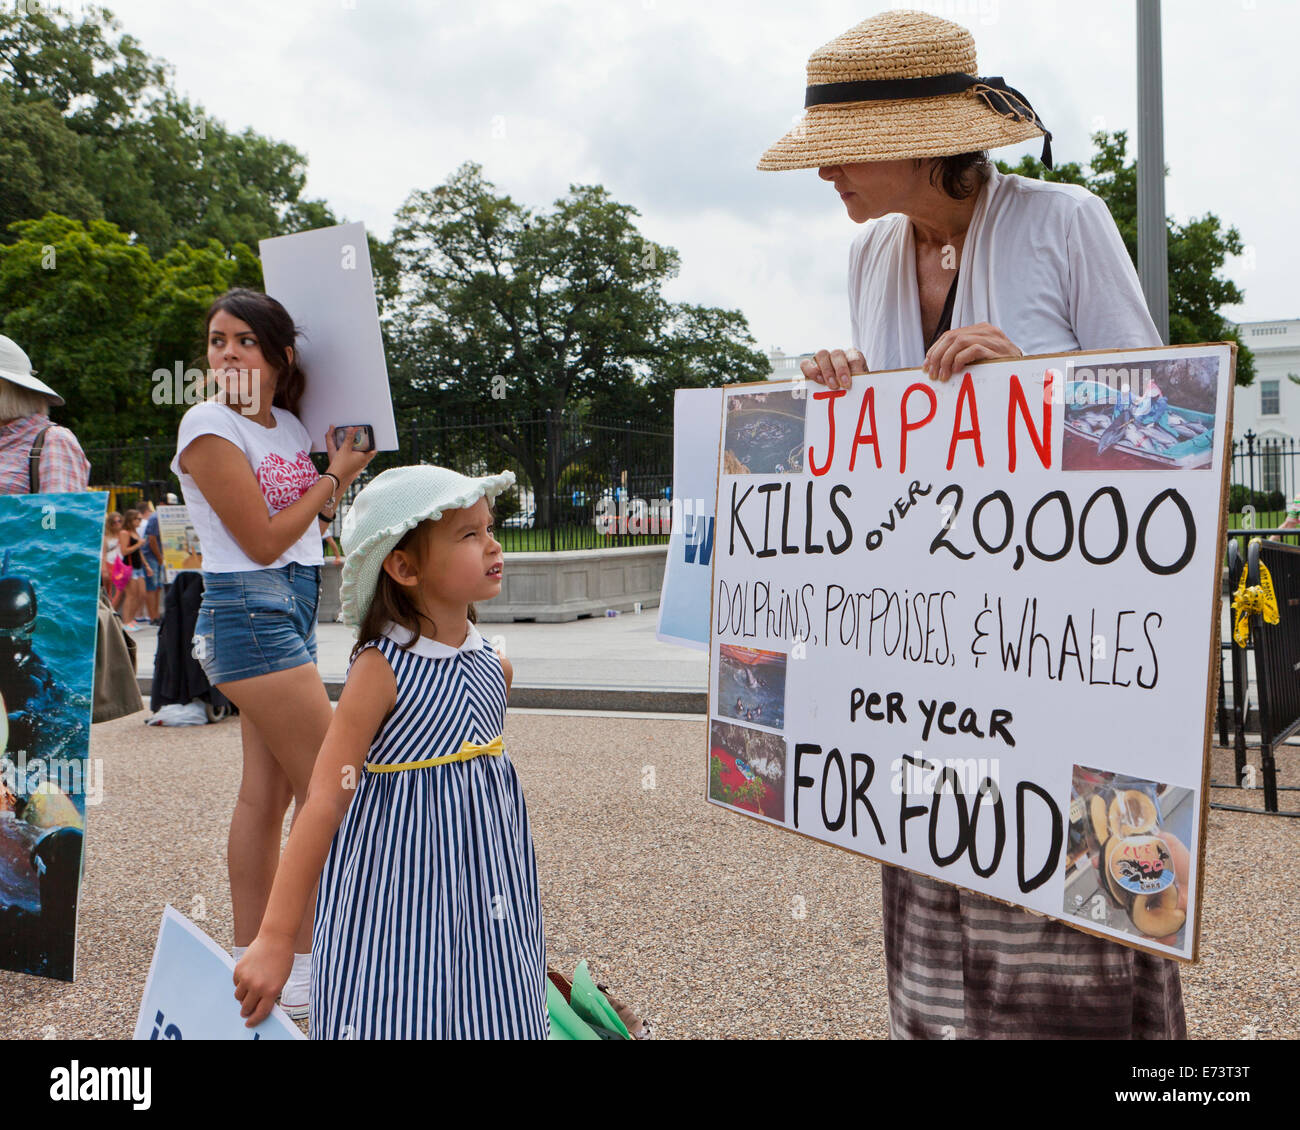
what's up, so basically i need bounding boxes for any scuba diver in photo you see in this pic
[0,550,85,980]
[0,549,64,758]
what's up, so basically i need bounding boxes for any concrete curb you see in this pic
[137,677,707,715]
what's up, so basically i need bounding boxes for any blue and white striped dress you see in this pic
[310,621,549,1039]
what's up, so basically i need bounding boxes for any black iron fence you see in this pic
[1216,535,1300,817]
[1230,430,1300,517]
[81,411,674,552]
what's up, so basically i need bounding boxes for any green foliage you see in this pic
[1228,484,1285,514]
[0,86,102,229]
[0,9,769,474]
[710,755,728,803]
[0,5,337,255]
[998,131,1254,386]
[0,214,155,445]
[709,754,768,808]
[0,213,263,443]
[0,4,165,134]
[388,163,769,525]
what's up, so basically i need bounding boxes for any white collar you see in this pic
[381,620,485,658]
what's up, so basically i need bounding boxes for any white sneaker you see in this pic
[279,952,312,1021]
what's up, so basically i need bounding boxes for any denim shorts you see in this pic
[194,563,320,684]
[143,554,163,592]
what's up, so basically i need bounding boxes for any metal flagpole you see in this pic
[1136,0,1170,344]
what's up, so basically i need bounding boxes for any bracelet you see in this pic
[320,471,341,496]
[318,511,336,523]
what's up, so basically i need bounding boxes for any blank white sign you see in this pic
[259,221,398,453]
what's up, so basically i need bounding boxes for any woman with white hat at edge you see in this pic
[760,10,1183,1038]
[0,335,89,495]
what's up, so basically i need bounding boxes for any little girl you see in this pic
[233,464,549,1038]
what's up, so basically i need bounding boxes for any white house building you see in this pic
[1231,318,1300,496]
[765,347,815,381]
[1232,319,1300,441]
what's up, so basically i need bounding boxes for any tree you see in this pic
[0,87,102,232]
[0,4,165,133]
[0,214,156,446]
[389,163,769,527]
[148,236,265,419]
[0,5,337,255]
[998,131,1254,385]
[0,213,263,446]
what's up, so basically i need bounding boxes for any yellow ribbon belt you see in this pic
[1231,553,1280,648]
[364,734,504,774]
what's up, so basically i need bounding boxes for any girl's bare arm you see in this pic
[233,647,396,1026]
[180,435,337,567]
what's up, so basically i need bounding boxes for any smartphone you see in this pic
[333,425,374,452]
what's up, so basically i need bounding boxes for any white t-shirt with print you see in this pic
[171,401,324,573]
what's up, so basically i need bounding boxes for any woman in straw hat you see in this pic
[760,10,1183,1039]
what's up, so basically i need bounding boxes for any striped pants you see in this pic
[882,867,1186,1039]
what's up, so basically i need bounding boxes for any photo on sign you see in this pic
[156,504,200,583]
[1062,355,1220,473]
[716,644,787,729]
[723,389,806,475]
[1063,765,1194,947]
[708,719,786,822]
[0,492,106,981]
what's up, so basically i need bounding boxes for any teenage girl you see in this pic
[172,288,375,1017]
[233,464,549,1039]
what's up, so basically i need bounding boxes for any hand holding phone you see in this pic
[333,425,374,453]
[326,425,378,486]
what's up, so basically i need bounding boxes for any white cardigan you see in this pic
[847,167,1161,371]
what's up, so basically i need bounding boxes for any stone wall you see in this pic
[316,547,667,623]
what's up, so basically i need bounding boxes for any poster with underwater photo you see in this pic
[0,491,107,981]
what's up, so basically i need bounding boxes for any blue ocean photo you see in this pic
[0,490,107,981]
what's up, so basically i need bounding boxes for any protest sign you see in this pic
[259,221,397,453]
[154,504,200,583]
[657,386,725,649]
[706,344,1233,959]
[0,491,107,981]
[133,905,304,1040]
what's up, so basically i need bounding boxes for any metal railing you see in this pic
[81,410,675,553]
[1215,533,1300,817]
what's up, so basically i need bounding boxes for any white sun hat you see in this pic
[0,336,64,406]
[339,464,516,627]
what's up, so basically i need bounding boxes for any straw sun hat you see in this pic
[758,9,1052,171]
[339,464,516,627]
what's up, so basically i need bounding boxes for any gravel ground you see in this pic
[3,713,1296,1039]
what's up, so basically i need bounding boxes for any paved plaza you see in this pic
[3,703,1296,1039]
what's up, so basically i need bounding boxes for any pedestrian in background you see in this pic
[141,500,164,623]
[116,508,152,631]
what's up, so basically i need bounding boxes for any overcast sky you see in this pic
[104,0,1296,356]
